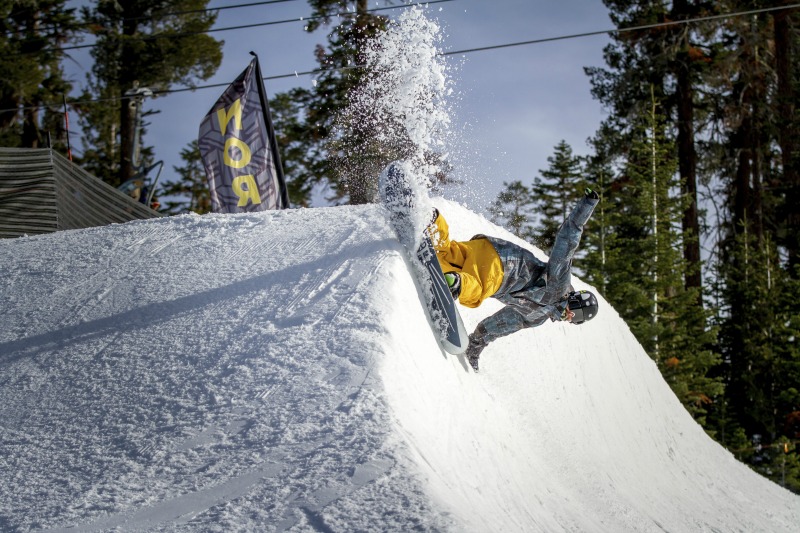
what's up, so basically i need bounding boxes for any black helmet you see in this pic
[566,290,599,324]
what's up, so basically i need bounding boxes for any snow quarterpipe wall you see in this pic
[0,201,798,532]
[382,199,800,532]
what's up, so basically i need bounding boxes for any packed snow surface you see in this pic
[1,200,799,532]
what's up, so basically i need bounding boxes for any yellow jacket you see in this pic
[429,212,504,308]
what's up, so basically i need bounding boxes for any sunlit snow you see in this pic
[1,201,799,531]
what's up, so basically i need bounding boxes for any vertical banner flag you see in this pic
[199,54,289,212]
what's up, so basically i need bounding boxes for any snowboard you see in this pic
[379,162,468,355]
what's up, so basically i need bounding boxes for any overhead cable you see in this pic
[3,3,799,113]
[2,0,303,38]
[12,0,457,55]
[441,2,800,57]
[162,3,800,94]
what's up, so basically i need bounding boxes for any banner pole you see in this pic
[250,51,290,209]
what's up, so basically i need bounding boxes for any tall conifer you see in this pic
[270,0,388,205]
[603,94,721,423]
[77,0,222,186]
[159,140,209,214]
[531,140,584,251]
[0,0,79,149]
[488,180,536,242]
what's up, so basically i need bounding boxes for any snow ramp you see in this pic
[0,200,798,532]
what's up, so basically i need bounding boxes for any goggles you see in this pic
[566,290,598,325]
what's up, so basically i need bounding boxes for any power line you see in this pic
[14,0,457,55]
[124,3,800,96]
[441,2,800,57]
[129,0,303,21]
[2,0,303,38]
[3,3,799,114]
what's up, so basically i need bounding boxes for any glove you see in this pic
[430,207,439,226]
[444,272,461,299]
[585,188,599,200]
[426,207,442,244]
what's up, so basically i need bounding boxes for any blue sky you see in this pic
[66,0,613,211]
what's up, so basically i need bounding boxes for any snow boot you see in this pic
[465,333,486,372]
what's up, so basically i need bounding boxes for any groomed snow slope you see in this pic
[1,200,798,532]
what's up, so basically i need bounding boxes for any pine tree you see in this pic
[770,439,800,494]
[594,0,718,295]
[696,6,800,487]
[274,3,452,205]
[0,0,79,149]
[270,0,388,205]
[586,0,800,491]
[158,140,209,214]
[603,93,721,424]
[76,0,222,186]
[581,133,614,295]
[270,90,317,207]
[773,7,800,276]
[716,229,800,482]
[487,180,536,241]
[531,140,584,251]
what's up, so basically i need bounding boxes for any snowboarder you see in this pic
[429,189,601,371]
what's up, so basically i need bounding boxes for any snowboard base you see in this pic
[380,162,468,355]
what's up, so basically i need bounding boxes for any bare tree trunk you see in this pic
[118,14,138,186]
[676,53,702,294]
[21,108,41,148]
[672,0,702,299]
[774,6,799,274]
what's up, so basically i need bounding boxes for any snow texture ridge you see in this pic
[1,200,799,532]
